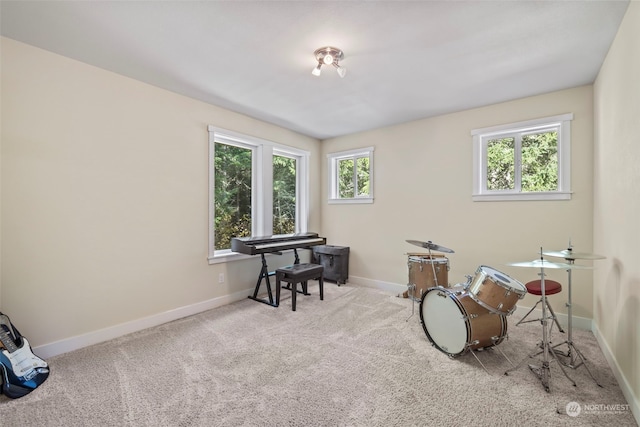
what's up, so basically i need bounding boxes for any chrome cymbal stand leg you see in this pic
[406,248,437,322]
[404,253,416,321]
[428,247,439,288]
[551,259,603,387]
[405,285,415,322]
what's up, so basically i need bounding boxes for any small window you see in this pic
[327,147,374,204]
[472,114,572,201]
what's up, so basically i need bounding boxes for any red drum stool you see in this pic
[515,279,565,334]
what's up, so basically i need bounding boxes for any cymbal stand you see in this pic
[551,257,603,387]
[505,256,576,392]
[406,247,439,322]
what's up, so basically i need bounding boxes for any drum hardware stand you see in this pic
[405,283,417,322]
[405,246,440,322]
[515,271,565,334]
[550,256,603,387]
[468,336,515,375]
[504,253,576,392]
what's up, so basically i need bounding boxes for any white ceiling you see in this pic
[0,1,630,140]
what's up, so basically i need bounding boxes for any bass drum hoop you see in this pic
[419,286,471,357]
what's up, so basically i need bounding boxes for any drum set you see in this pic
[405,239,527,372]
[405,239,606,392]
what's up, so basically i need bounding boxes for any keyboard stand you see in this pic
[248,249,301,307]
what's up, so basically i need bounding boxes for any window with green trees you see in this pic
[208,126,309,262]
[214,142,253,251]
[273,154,297,235]
[472,114,572,201]
[486,130,558,192]
[328,147,374,204]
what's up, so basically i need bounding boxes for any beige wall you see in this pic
[321,85,595,319]
[0,38,321,347]
[594,0,640,415]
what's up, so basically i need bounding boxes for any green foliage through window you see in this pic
[522,131,558,191]
[487,138,515,190]
[486,130,558,192]
[273,155,296,235]
[214,142,252,250]
[338,156,370,198]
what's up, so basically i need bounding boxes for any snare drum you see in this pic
[406,254,449,299]
[419,286,507,357]
[465,265,526,315]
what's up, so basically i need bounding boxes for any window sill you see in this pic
[472,191,572,202]
[328,198,374,205]
[207,251,252,265]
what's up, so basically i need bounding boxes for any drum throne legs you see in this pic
[515,279,564,334]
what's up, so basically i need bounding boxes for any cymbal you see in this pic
[542,249,606,260]
[507,259,592,269]
[406,240,455,253]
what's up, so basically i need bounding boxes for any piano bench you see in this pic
[275,263,324,311]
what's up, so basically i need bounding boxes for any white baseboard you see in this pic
[348,275,407,295]
[33,287,254,359]
[592,323,640,425]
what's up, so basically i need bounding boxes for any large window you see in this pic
[273,153,297,235]
[327,146,374,204]
[213,142,253,251]
[208,127,309,263]
[471,114,572,201]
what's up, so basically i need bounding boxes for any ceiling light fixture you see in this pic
[312,46,346,78]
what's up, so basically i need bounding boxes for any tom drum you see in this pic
[465,265,527,315]
[406,254,449,299]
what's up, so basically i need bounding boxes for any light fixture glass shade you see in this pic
[313,46,345,78]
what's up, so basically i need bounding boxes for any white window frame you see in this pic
[207,126,309,264]
[471,113,573,202]
[327,146,374,204]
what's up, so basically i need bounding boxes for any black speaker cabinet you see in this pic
[312,245,350,285]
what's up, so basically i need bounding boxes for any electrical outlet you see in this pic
[218,273,225,284]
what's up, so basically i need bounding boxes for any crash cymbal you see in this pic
[507,259,592,269]
[542,249,606,260]
[406,240,455,253]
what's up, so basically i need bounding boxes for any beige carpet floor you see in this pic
[0,283,637,426]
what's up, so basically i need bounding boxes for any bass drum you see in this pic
[419,286,507,357]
